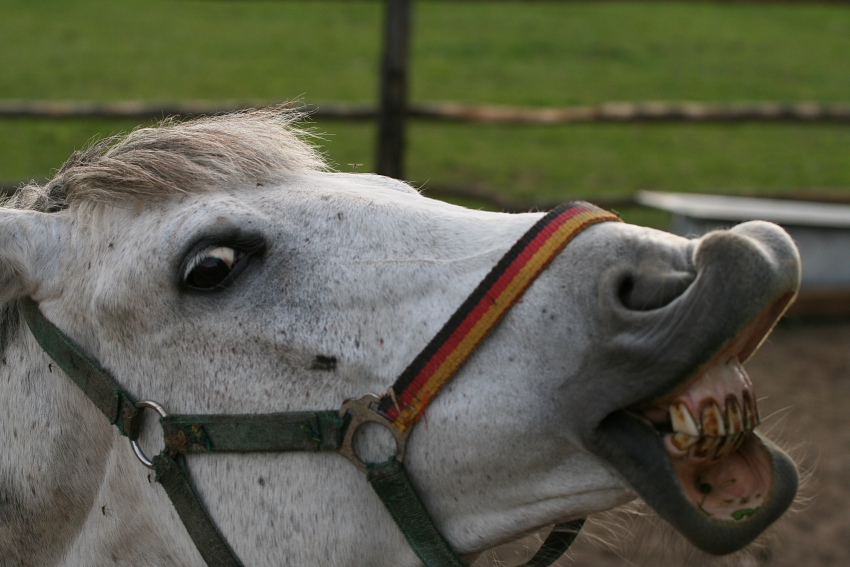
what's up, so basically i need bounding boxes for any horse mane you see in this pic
[4,105,327,213]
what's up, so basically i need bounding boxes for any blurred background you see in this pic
[3,1,850,228]
[2,1,849,565]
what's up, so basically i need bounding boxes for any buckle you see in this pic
[338,394,410,473]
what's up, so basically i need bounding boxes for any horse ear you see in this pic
[0,208,64,303]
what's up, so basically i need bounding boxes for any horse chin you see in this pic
[587,302,798,555]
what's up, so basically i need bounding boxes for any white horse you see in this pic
[0,108,800,567]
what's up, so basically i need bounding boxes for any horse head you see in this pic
[0,108,800,566]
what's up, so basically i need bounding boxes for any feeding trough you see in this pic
[638,190,850,316]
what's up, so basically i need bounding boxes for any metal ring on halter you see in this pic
[338,394,410,473]
[131,400,169,469]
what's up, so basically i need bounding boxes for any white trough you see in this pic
[638,191,850,293]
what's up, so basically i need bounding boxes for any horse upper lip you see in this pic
[628,288,791,463]
[599,222,801,420]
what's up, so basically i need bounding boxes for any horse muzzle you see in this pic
[581,220,801,554]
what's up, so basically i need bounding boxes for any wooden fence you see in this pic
[3,0,849,188]
[4,100,849,124]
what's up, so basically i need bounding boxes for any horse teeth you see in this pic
[669,402,701,436]
[712,436,734,460]
[726,395,744,434]
[730,433,746,452]
[690,435,721,460]
[670,432,699,451]
[665,393,760,462]
[701,401,726,437]
[742,391,760,429]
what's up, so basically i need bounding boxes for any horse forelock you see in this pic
[0,106,326,352]
[4,105,327,213]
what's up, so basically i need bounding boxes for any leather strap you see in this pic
[154,453,245,567]
[20,298,248,567]
[19,297,142,439]
[522,519,585,567]
[161,411,347,454]
[368,459,467,567]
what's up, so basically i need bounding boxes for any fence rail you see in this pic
[3,100,850,124]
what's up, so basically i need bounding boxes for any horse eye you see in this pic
[184,246,246,290]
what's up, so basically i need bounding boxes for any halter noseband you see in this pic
[21,202,619,567]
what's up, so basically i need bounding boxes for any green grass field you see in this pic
[2,0,849,226]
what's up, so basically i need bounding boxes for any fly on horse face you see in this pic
[0,108,800,567]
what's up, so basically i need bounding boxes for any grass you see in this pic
[2,0,850,227]
[412,2,850,105]
[0,0,382,102]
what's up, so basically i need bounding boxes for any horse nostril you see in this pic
[618,269,695,311]
[618,275,636,307]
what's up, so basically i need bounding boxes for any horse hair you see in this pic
[0,105,326,352]
[4,105,327,213]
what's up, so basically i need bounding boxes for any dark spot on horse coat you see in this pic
[310,355,337,371]
[0,476,24,512]
[0,304,20,358]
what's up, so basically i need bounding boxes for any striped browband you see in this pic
[378,202,621,432]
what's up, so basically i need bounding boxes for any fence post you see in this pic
[376,0,413,180]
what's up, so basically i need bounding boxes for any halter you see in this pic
[21,202,619,567]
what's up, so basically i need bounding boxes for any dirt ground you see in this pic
[481,318,850,567]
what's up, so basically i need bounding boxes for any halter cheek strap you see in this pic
[21,202,619,567]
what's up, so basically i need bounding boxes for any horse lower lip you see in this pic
[589,411,798,554]
[600,314,791,543]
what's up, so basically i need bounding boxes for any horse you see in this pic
[0,107,801,567]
